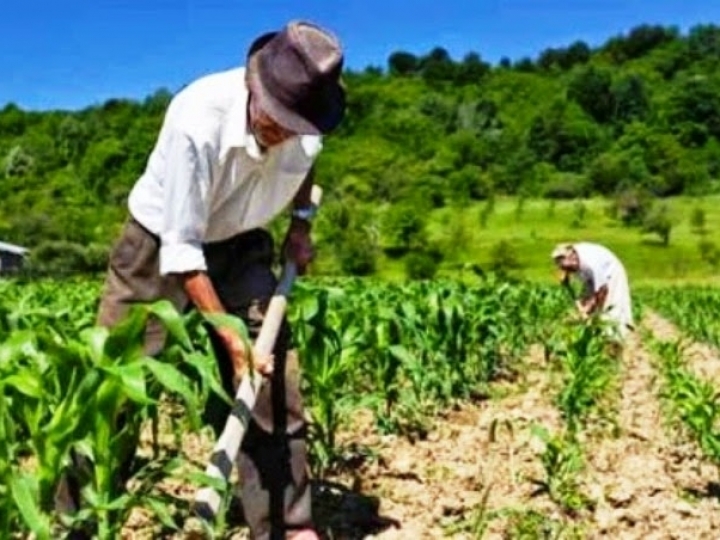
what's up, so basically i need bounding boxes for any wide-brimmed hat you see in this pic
[246,20,346,135]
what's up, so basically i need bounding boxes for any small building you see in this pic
[0,241,29,274]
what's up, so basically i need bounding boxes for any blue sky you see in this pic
[1,0,717,111]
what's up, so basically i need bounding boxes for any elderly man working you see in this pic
[552,242,634,340]
[56,20,345,540]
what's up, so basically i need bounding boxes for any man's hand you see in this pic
[575,298,593,320]
[575,300,587,319]
[283,219,314,274]
[215,326,274,388]
[595,285,609,313]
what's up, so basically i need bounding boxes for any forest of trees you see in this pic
[2,23,720,274]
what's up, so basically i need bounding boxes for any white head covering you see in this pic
[551,243,574,261]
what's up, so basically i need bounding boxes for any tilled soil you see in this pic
[578,321,720,540]
[334,345,565,540]
[643,310,720,381]
[123,313,720,539]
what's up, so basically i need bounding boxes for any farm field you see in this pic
[2,276,720,539]
[5,12,720,540]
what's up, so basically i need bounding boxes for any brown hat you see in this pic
[246,20,346,135]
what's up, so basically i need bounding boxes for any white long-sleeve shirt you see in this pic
[128,67,322,275]
[573,242,634,338]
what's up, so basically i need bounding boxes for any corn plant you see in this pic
[503,508,583,540]
[530,425,590,515]
[442,485,494,539]
[0,272,597,535]
[291,284,363,475]
[0,289,233,538]
[546,318,619,434]
[650,337,720,469]
[640,285,720,347]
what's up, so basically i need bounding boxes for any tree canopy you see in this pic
[2,23,720,274]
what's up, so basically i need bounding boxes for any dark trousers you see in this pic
[56,217,312,539]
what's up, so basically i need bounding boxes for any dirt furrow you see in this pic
[122,346,564,540]
[579,327,719,539]
[335,345,568,540]
[121,312,720,539]
[644,310,720,381]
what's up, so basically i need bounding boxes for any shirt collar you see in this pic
[244,128,265,161]
[219,73,265,163]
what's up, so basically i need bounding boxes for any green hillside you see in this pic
[2,23,720,280]
[361,195,720,285]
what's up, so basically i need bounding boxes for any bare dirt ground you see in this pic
[577,317,720,540]
[330,345,566,540]
[643,310,720,381]
[123,312,720,539]
[320,322,720,540]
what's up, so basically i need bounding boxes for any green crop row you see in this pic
[0,274,571,537]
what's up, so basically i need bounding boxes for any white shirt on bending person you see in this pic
[572,242,634,339]
[128,67,323,276]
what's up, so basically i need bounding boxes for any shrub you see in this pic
[571,201,587,228]
[479,196,495,228]
[27,240,108,275]
[337,229,378,276]
[404,247,443,280]
[641,204,672,246]
[690,206,706,234]
[382,204,426,257]
[489,240,522,274]
[698,239,720,268]
[543,172,590,200]
[611,188,654,226]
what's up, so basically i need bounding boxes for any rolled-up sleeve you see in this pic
[159,130,212,275]
[300,135,323,158]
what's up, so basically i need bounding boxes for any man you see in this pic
[57,20,345,540]
[551,242,634,340]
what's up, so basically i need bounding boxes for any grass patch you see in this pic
[372,195,720,285]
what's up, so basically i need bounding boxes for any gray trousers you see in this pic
[59,217,312,539]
